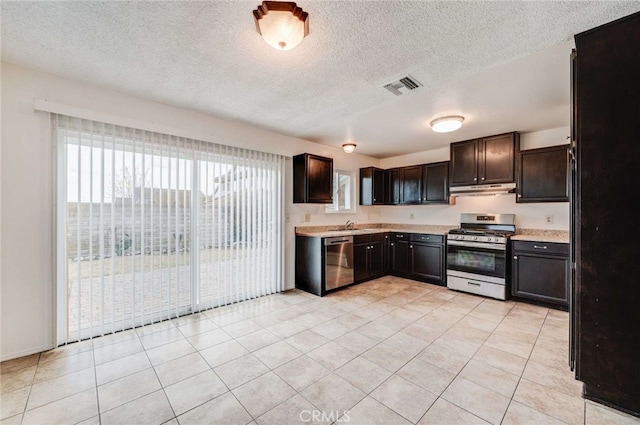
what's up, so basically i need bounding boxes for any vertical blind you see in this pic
[55,114,284,343]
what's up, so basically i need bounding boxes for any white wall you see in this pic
[0,62,381,360]
[0,61,569,360]
[379,127,571,230]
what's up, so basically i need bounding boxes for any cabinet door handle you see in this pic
[513,256,518,260]
[390,243,394,246]
[410,245,413,249]
[422,236,429,240]
[474,177,477,181]
[481,177,485,181]
[373,198,376,201]
[534,245,548,250]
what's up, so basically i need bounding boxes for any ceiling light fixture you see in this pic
[430,115,465,133]
[342,143,356,154]
[253,1,309,51]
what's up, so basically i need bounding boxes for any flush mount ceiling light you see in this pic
[342,143,356,154]
[253,1,309,51]
[430,115,465,133]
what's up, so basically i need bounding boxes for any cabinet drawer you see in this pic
[354,233,385,244]
[390,232,408,240]
[512,240,568,256]
[369,233,385,242]
[409,233,443,243]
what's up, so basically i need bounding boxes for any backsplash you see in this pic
[377,194,570,230]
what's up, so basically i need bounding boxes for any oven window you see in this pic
[455,250,496,271]
[447,245,506,278]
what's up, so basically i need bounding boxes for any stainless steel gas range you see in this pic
[446,213,516,300]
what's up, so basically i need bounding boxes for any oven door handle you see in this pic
[447,240,507,251]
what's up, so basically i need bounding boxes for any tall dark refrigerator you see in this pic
[571,11,640,417]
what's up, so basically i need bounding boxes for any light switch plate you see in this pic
[304,213,311,222]
[544,214,553,224]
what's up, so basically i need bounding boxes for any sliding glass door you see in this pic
[196,151,282,310]
[56,115,283,344]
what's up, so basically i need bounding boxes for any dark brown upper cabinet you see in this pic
[385,168,401,205]
[293,153,333,203]
[399,165,423,204]
[517,144,570,203]
[361,161,450,205]
[450,132,520,186]
[359,167,386,205]
[421,161,450,204]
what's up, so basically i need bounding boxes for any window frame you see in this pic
[325,169,357,214]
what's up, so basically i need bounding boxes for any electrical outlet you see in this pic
[304,213,311,223]
[410,213,415,220]
[544,214,554,224]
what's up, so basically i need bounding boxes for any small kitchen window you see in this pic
[325,169,356,213]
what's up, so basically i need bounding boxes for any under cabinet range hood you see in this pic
[449,182,517,197]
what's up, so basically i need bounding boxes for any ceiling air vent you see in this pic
[383,75,423,96]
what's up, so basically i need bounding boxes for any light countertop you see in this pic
[296,224,570,243]
[295,224,456,238]
[511,229,570,243]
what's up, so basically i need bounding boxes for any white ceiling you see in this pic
[2,1,639,158]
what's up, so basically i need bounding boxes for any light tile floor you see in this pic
[2,276,639,425]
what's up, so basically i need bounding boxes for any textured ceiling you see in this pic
[2,1,639,158]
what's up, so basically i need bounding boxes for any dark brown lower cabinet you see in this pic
[389,233,409,276]
[511,241,569,308]
[390,232,445,286]
[409,234,445,285]
[297,231,445,296]
[354,233,386,282]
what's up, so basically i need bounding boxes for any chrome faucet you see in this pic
[345,220,355,230]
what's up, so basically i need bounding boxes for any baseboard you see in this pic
[0,344,54,362]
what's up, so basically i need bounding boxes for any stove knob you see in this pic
[473,236,478,240]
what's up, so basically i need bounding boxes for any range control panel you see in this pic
[447,234,508,244]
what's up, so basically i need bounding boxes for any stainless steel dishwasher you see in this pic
[324,236,354,290]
